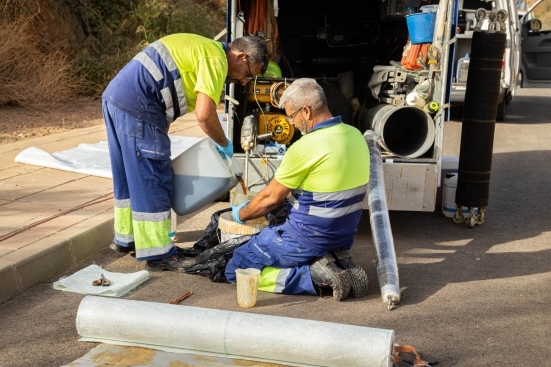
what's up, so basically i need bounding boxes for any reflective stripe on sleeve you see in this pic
[174,78,187,115]
[150,41,177,72]
[134,53,163,82]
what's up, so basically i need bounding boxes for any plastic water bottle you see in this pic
[456,53,470,83]
[406,90,426,108]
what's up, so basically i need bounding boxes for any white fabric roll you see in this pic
[76,296,395,367]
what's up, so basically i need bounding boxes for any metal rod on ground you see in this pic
[364,130,401,310]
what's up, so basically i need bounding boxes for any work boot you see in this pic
[110,242,135,254]
[331,249,369,298]
[146,253,185,272]
[309,253,351,301]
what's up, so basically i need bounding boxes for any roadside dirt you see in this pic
[0,97,103,145]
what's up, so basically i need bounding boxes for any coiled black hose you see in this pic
[456,31,506,209]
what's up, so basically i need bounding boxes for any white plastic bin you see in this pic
[171,137,241,216]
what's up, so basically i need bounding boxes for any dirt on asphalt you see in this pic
[0,97,104,145]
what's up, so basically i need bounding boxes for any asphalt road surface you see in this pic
[1,87,550,367]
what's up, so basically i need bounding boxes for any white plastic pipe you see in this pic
[77,296,395,367]
[367,104,435,159]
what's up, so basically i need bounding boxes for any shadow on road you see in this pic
[356,148,551,306]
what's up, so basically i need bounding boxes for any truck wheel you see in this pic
[496,99,506,121]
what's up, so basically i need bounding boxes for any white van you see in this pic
[518,0,551,88]
[450,0,521,121]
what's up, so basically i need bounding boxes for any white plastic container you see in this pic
[442,173,478,218]
[171,137,242,216]
[456,53,470,83]
[436,156,459,210]
[405,91,426,108]
[218,212,268,242]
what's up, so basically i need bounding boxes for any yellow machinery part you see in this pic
[258,113,294,145]
[247,82,272,104]
[247,81,286,105]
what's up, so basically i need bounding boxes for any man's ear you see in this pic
[303,106,312,120]
[235,51,247,61]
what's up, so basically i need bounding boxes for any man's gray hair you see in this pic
[228,36,269,74]
[278,78,327,111]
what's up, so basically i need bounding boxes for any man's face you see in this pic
[284,104,309,135]
[226,54,262,86]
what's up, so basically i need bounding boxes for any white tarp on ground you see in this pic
[14,136,202,178]
[53,265,149,297]
[62,343,272,367]
[76,296,395,367]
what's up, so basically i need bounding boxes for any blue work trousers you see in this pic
[103,100,176,261]
[225,225,326,295]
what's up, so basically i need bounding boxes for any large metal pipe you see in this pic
[363,104,435,159]
[364,130,400,310]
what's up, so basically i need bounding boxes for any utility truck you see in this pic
[219,0,466,213]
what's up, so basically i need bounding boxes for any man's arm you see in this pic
[238,179,291,222]
[195,92,227,147]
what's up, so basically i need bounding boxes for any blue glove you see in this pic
[232,200,249,224]
[216,138,234,159]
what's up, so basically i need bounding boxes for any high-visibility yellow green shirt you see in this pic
[102,33,227,128]
[160,33,227,111]
[275,117,369,250]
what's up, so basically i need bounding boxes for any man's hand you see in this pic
[216,138,234,159]
[232,200,250,224]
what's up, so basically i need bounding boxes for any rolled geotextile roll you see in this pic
[76,296,395,367]
[364,131,401,309]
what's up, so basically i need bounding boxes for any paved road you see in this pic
[1,87,550,367]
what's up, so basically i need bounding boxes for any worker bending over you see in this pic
[185,78,370,300]
[102,34,268,269]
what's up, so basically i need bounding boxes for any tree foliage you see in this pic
[0,0,226,105]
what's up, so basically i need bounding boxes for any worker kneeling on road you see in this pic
[184,78,370,301]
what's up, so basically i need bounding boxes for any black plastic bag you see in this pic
[179,200,289,282]
[180,201,288,258]
[182,235,252,282]
[178,207,231,257]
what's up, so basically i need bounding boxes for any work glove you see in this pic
[231,200,249,224]
[215,138,234,159]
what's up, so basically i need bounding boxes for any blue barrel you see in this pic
[406,12,436,44]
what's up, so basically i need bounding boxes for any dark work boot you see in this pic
[110,242,135,254]
[331,249,369,298]
[309,253,351,301]
[146,253,185,272]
